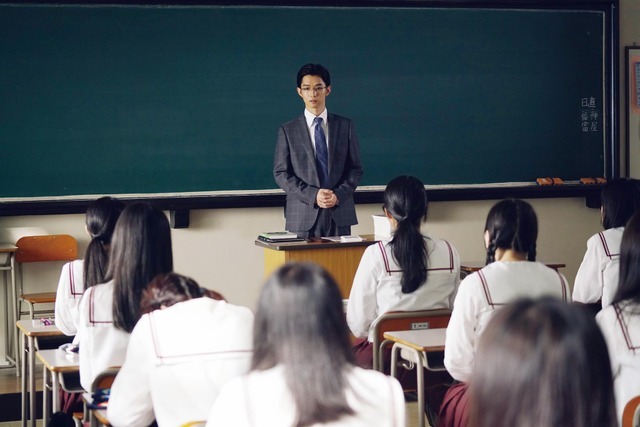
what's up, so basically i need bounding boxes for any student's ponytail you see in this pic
[384,176,429,294]
[83,197,125,289]
[484,199,538,265]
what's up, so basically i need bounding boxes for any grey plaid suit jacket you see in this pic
[273,113,364,233]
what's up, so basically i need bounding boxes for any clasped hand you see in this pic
[316,189,338,209]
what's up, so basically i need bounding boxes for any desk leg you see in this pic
[28,336,35,427]
[53,371,60,415]
[11,254,19,377]
[1,269,7,365]
[42,364,49,427]
[20,332,26,427]
[390,343,399,379]
[390,344,426,427]
[415,351,426,427]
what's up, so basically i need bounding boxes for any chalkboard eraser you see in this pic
[596,177,607,184]
[580,177,596,184]
[537,177,553,186]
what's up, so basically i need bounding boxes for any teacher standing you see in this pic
[273,63,364,238]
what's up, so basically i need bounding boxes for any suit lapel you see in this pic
[295,115,315,161]
[294,114,321,186]
[327,114,343,179]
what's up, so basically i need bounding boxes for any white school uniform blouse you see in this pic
[54,259,84,337]
[444,261,570,383]
[596,302,640,426]
[206,365,406,427]
[108,297,254,427]
[573,227,623,308]
[347,235,460,341]
[76,280,130,391]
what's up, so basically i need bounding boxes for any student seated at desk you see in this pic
[76,202,173,392]
[596,210,640,425]
[55,196,124,338]
[470,297,615,427]
[573,178,640,309]
[107,272,253,427]
[440,199,570,427]
[53,196,124,417]
[346,175,459,417]
[347,176,460,358]
[207,263,405,427]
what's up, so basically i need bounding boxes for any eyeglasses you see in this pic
[300,86,327,94]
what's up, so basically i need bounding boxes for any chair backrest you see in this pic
[623,395,640,427]
[92,367,120,392]
[15,234,78,263]
[371,308,451,372]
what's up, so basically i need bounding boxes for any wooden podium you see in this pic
[255,235,378,298]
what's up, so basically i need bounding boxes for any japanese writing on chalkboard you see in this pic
[581,97,599,132]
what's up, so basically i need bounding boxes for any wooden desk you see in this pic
[36,348,80,427]
[383,328,447,427]
[0,244,18,371]
[255,234,377,298]
[460,260,566,279]
[16,319,64,427]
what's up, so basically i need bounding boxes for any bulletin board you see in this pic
[627,46,640,177]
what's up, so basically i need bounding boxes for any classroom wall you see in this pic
[1,0,638,358]
[0,199,602,311]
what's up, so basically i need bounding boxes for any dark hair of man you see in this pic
[484,199,538,265]
[252,263,355,427]
[601,178,640,229]
[296,63,331,87]
[109,202,173,333]
[612,210,640,306]
[83,196,125,290]
[383,175,429,293]
[469,297,616,427]
[140,272,204,314]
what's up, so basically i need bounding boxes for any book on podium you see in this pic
[257,231,305,243]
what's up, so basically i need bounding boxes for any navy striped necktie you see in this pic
[314,117,329,188]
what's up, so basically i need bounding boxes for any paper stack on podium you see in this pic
[372,215,391,240]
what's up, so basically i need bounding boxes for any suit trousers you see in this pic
[296,208,350,238]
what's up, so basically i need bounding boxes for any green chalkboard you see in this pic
[0,3,610,199]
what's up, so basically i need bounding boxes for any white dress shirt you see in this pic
[76,280,131,391]
[108,297,254,427]
[573,227,623,308]
[304,108,329,155]
[347,235,460,341]
[597,302,640,426]
[444,261,570,382]
[54,259,84,337]
[206,365,406,427]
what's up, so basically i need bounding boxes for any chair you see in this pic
[15,234,78,319]
[84,367,120,427]
[371,308,452,372]
[371,309,451,427]
[623,395,640,427]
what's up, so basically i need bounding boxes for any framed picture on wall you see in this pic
[626,46,640,177]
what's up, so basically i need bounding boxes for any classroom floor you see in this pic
[0,366,428,427]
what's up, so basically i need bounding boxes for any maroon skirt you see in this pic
[439,382,470,427]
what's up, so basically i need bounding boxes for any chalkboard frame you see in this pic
[0,0,618,217]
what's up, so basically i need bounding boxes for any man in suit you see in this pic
[273,63,364,238]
